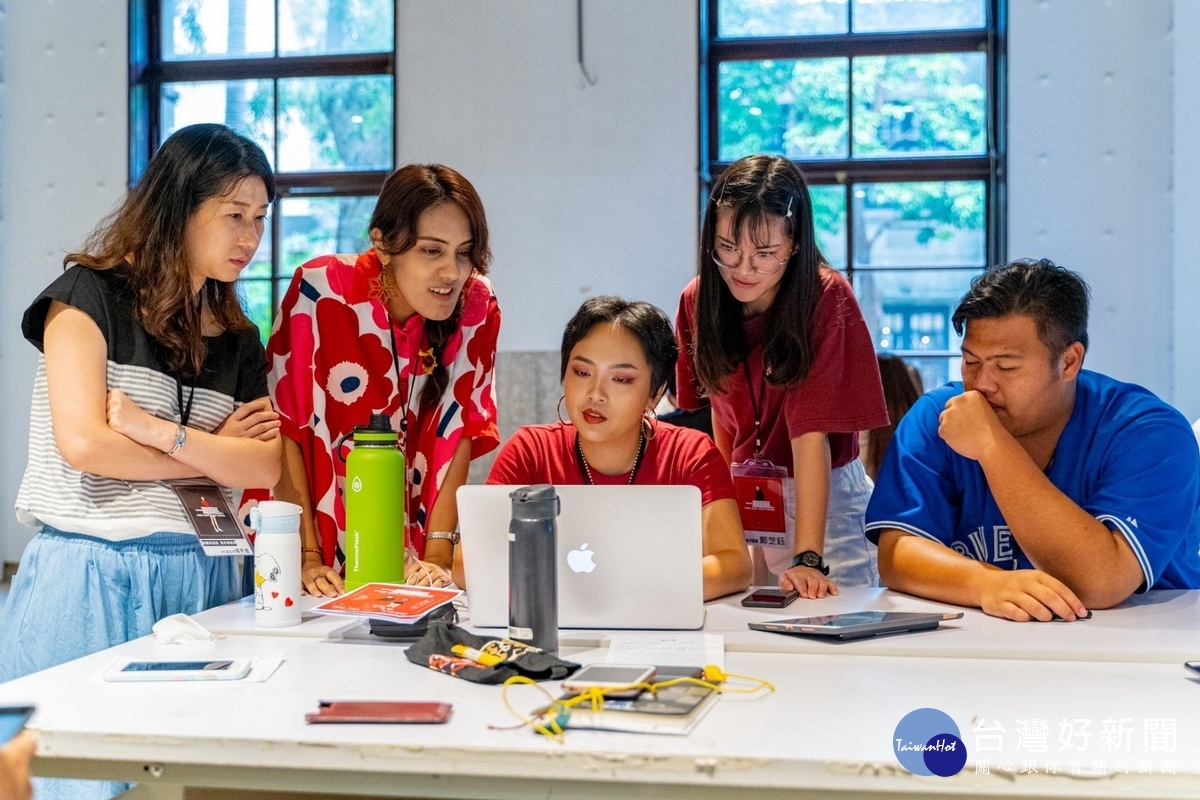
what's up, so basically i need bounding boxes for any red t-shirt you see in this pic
[486,422,736,506]
[675,269,887,472]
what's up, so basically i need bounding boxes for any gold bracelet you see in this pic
[301,547,322,557]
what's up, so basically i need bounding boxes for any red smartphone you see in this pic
[741,588,800,609]
[306,701,452,724]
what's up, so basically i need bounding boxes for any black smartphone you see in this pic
[741,588,800,609]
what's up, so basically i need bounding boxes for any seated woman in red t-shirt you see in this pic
[452,297,752,600]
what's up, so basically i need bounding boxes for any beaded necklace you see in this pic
[575,429,647,485]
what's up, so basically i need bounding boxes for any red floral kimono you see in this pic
[266,249,500,565]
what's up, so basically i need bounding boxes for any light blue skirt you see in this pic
[0,526,240,800]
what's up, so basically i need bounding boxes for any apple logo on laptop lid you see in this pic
[566,543,597,574]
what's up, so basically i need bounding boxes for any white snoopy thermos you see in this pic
[249,500,303,627]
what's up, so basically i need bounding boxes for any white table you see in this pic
[192,587,1200,664]
[3,632,1200,799]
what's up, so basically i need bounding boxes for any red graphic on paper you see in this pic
[310,582,460,623]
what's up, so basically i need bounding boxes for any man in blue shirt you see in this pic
[866,259,1200,621]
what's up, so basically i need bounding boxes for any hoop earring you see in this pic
[642,410,658,441]
[557,395,569,426]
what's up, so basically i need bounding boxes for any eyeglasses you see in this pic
[710,243,793,275]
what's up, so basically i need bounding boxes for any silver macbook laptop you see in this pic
[457,484,705,630]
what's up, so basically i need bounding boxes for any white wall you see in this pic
[2,0,1198,558]
[0,0,127,561]
[1007,0,1175,400]
[1172,2,1200,421]
[395,0,698,352]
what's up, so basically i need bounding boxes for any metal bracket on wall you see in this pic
[577,0,598,86]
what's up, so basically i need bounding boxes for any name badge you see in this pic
[167,479,253,557]
[731,458,789,549]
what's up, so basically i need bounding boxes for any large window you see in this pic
[130,0,396,340]
[703,0,1005,389]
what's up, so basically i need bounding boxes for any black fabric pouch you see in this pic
[404,621,581,684]
[368,603,459,642]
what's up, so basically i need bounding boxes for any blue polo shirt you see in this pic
[865,370,1200,591]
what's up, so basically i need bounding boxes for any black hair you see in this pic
[560,297,678,398]
[369,164,492,410]
[691,155,825,394]
[67,123,275,376]
[952,258,1090,359]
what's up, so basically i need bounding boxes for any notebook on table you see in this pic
[457,484,706,630]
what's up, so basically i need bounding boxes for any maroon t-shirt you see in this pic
[486,421,736,506]
[675,269,888,472]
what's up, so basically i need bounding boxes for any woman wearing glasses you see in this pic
[676,155,887,598]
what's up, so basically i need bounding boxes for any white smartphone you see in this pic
[103,658,252,682]
[562,664,657,698]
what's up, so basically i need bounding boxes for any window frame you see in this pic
[129,0,396,330]
[700,0,1007,374]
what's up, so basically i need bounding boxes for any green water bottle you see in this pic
[341,413,406,591]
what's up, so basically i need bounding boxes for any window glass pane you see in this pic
[718,0,848,37]
[161,0,274,60]
[810,185,846,269]
[161,80,275,165]
[719,59,848,162]
[278,76,394,172]
[237,210,275,341]
[237,279,275,343]
[279,0,394,55]
[853,181,985,268]
[852,0,985,33]
[241,213,274,280]
[280,196,374,277]
[853,53,986,157]
[899,354,962,392]
[853,268,977,354]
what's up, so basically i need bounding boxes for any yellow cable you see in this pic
[500,664,775,741]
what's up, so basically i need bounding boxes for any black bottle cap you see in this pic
[510,484,560,520]
[363,413,394,433]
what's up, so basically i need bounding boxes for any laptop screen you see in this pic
[457,484,705,630]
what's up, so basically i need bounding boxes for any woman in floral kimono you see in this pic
[267,164,501,594]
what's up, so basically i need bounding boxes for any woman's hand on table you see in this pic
[301,554,344,597]
[779,565,838,599]
[404,548,453,588]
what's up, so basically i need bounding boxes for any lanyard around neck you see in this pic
[176,376,196,427]
[742,359,767,457]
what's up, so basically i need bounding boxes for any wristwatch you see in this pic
[426,530,461,545]
[792,550,829,575]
